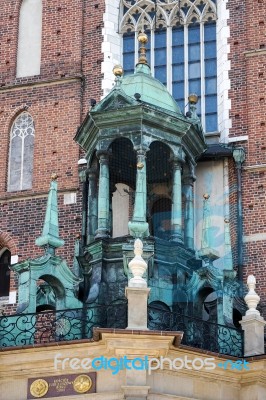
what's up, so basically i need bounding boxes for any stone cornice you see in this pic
[1,332,265,384]
[0,188,78,203]
[0,75,83,93]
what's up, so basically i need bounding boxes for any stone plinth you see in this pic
[240,274,266,356]
[125,287,150,330]
[240,314,266,356]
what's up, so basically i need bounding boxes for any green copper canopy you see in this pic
[120,63,182,115]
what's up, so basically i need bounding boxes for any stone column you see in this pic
[87,167,98,244]
[128,148,149,238]
[183,174,195,250]
[170,158,183,243]
[79,168,88,247]
[240,275,266,356]
[95,151,110,239]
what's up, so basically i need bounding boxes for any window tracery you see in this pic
[8,112,35,192]
[120,0,217,32]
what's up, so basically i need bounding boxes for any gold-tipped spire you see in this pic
[137,31,149,65]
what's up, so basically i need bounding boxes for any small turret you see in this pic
[35,174,64,255]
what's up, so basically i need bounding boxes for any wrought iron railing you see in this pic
[0,302,243,356]
[0,301,127,348]
[148,304,244,357]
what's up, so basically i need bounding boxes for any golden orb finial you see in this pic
[51,173,58,181]
[113,65,123,77]
[138,32,148,45]
[188,93,198,104]
[203,193,210,200]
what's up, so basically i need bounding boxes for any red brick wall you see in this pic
[0,0,105,314]
[81,0,105,119]
[228,0,266,313]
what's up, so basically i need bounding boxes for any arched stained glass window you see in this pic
[8,112,35,192]
[120,0,217,132]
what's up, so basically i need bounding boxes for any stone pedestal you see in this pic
[125,287,150,330]
[240,314,266,356]
[240,274,266,356]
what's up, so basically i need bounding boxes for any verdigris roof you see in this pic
[120,63,182,115]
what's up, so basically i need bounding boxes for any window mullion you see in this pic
[20,130,25,190]
[167,26,172,93]
[8,134,13,191]
[151,29,155,76]
[200,22,206,131]
[134,31,138,67]
[184,24,189,114]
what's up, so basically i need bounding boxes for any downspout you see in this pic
[232,148,245,293]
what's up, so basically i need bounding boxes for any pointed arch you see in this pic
[16,0,43,78]
[8,112,35,192]
[0,231,18,255]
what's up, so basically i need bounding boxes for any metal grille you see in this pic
[0,302,127,348]
[148,304,244,357]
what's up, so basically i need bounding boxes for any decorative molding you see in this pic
[0,76,83,93]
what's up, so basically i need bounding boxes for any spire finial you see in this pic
[113,65,123,77]
[188,93,199,119]
[112,64,124,87]
[244,275,261,316]
[128,239,148,288]
[137,30,149,65]
[51,172,58,181]
[35,176,64,254]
